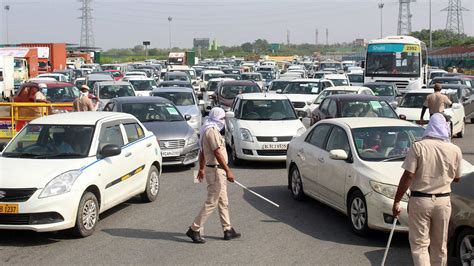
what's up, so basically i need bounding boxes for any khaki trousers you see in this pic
[191,168,231,232]
[408,196,451,266]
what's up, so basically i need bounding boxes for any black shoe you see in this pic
[186,227,205,244]
[223,228,241,240]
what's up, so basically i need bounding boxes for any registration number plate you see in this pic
[0,204,19,214]
[262,144,288,150]
[162,149,181,157]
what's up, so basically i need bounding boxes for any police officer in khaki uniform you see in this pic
[73,85,98,112]
[186,107,241,244]
[420,83,452,125]
[392,113,462,266]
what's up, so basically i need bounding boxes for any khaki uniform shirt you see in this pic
[423,92,452,115]
[402,138,462,194]
[73,96,95,111]
[202,127,228,165]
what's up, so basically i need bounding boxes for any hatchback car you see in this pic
[305,86,374,116]
[157,80,193,88]
[94,81,136,109]
[164,72,191,83]
[429,84,474,123]
[225,93,305,164]
[279,79,335,114]
[286,118,472,235]
[363,82,400,106]
[103,97,199,166]
[124,77,158,97]
[241,72,264,89]
[216,80,262,111]
[0,112,162,237]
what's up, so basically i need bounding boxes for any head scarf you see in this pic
[199,107,226,149]
[422,113,450,141]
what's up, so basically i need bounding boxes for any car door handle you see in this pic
[125,152,132,157]
[318,157,325,163]
[146,143,152,147]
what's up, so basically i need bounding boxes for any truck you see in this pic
[0,56,14,99]
[20,43,67,73]
[0,47,39,93]
[168,51,196,66]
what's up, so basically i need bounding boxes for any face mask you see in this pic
[399,140,408,148]
[41,88,47,95]
[81,91,89,97]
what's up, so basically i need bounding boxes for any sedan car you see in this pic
[286,118,472,235]
[428,84,474,123]
[151,87,202,132]
[95,81,136,109]
[103,97,199,166]
[0,112,162,237]
[225,93,305,164]
[363,82,400,107]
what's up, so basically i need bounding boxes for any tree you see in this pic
[241,42,253,52]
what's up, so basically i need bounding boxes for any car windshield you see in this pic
[2,125,94,158]
[239,99,297,120]
[129,80,157,91]
[122,103,183,122]
[314,90,355,104]
[283,82,321,94]
[352,126,424,161]
[242,74,262,81]
[110,72,122,78]
[269,81,291,91]
[313,73,325,79]
[220,85,260,99]
[45,86,81,102]
[330,79,349,86]
[320,63,342,70]
[366,44,420,77]
[429,79,463,86]
[348,74,364,83]
[340,100,398,118]
[204,73,223,80]
[365,84,395,96]
[260,72,273,79]
[99,85,135,98]
[167,74,189,82]
[153,92,195,106]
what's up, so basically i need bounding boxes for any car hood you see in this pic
[396,107,430,121]
[142,121,193,140]
[0,157,94,188]
[237,119,304,137]
[284,94,318,103]
[135,91,151,96]
[176,105,199,116]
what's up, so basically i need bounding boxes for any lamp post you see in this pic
[168,16,172,50]
[4,4,10,44]
[143,41,150,60]
[429,0,432,50]
[378,3,384,38]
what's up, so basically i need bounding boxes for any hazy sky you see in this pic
[1,0,473,49]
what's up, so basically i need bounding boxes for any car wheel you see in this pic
[456,122,465,138]
[456,228,474,266]
[231,141,242,166]
[348,190,370,236]
[72,192,99,238]
[289,166,304,200]
[141,165,160,202]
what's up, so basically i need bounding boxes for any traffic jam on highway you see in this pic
[0,36,473,264]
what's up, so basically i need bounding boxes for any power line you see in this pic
[397,0,415,35]
[78,0,95,47]
[442,0,468,35]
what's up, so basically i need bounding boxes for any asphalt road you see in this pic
[1,123,473,265]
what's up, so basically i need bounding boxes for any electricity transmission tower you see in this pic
[78,0,95,47]
[442,0,468,35]
[397,0,415,35]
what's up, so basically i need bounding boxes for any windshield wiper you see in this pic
[382,155,406,162]
[37,153,84,159]
[2,152,42,158]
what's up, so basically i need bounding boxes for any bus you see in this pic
[364,36,428,93]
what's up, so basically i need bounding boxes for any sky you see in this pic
[0,0,473,50]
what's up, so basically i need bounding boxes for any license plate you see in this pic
[262,143,288,150]
[0,204,19,214]
[162,149,181,157]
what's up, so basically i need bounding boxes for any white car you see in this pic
[286,118,472,235]
[225,93,305,164]
[122,76,158,97]
[199,70,225,91]
[0,112,162,237]
[37,73,69,82]
[325,74,350,87]
[279,79,335,115]
[395,89,465,137]
[123,71,148,79]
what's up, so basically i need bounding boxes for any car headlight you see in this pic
[39,170,82,198]
[296,127,306,137]
[240,128,253,142]
[370,180,409,202]
[187,132,198,146]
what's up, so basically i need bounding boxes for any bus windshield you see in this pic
[365,43,421,77]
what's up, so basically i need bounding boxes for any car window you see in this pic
[103,102,115,111]
[319,98,330,114]
[327,100,337,117]
[326,126,350,155]
[123,123,144,143]
[98,124,124,150]
[233,98,241,116]
[306,124,332,148]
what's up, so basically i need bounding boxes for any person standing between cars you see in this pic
[73,85,99,112]
[392,113,462,266]
[186,107,241,244]
[420,83,452,125]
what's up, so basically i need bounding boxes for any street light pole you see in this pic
[378,3,384,38]
[4,4,10,44]
[429,0,432,50]
[168,16,172,50]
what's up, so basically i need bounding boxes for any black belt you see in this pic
[206,164,223,169]
[410,191,450,198]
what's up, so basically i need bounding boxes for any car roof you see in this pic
[325,74,347,78]
[325,94,380,101]
[96,81,131,86]
[324,86,369,91]
[237,93,289,100]
[159,80,191,84]
[322,117,419,129]
[221,80,257,85]
[363,82,395,86]
[432,76,467,80]
[87,74,114,80]
[166,72,188,76]
[290,79,324,82]
[124,76,153,81]
[405,89,457,94]
[241,72,262,75]
[112,96,172,104]
[30,112,136,125]
[152,87,194,93]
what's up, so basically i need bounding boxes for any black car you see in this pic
[429,84,474,123]
[310,94,398,125]
[429,77,473,88]
[158,80,193,88]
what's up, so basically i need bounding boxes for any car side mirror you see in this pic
[0,142,7,152]
[225,111,235,119]
[200,87,206,92]
[198,100,205,106]
[99,144,121,158]
[399,114,407,120]
[184,114,192,121]
[389,101,398,109]
[276,89,282,94]
[297,111,307,118]
[329,149,348,160]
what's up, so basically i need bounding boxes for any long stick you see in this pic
[234,180,280,208]
[381,218,398,266]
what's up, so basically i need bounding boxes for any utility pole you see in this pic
[326,28,329,46]
[286,30,290,46]
[429,0,432,50]
[4,4,10,44]
[315,29,319,45]
[78,0,95,47]
[143,41,150,60]
[168,16,173,50]
[397,0,415,35]
[442,0,468,36]
[378,3,384,38]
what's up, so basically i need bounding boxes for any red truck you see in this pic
[20,43,66,73]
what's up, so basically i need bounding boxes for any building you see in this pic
[193,38,210,50]
[353,39,366,47]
